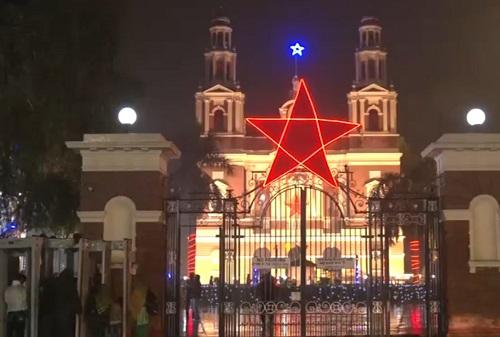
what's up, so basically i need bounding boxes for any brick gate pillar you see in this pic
[423,133,500,337]
[67,133,180,336]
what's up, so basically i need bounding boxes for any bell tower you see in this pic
[347,17,398,134]
[195,15,245,136]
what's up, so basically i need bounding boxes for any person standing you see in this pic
[185,273,194,326]
[256,272,276,337]
[4,274,27,337]
[108,298,122,337]
[54,269,82,337]
[86,284,111,337]
[190,275,201,321]
[190,275,202,336]
[130,282,150,337]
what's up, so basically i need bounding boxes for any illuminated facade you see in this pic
[194,16,409,284]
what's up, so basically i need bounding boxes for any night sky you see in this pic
[116,0,500,152]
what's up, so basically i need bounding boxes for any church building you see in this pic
[192,16,408,285]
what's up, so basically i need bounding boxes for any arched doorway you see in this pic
[213,108,225,132]
[367,109,381,131]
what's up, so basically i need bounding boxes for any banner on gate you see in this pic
[316,257,355,270]
[252,257,290,269]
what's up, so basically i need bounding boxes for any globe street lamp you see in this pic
[466,108,486,126]
[118,107,137,125]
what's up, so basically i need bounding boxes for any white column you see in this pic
[227,99,233,133]
[348,100,353,122]
[204,99,210,134]
[352,99,358,124]
[355,56,360,83]
[212,56,216,79]
[232,55,237,82]
[195,98,202,125]
[382,99,388,131]
[236,100,244,133]
[223,57,227,81]
[360,99,366,130]
[390,99,397,132]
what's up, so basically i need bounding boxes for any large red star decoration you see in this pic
[247,79,360,187]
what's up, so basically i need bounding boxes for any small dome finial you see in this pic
[360,16,381,27]
[211,5,231,26]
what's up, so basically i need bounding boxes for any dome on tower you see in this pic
[211,16,231,27]
[360,16,381,27]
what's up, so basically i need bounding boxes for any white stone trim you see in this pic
[442,209,470,221]
[79,149,169,173]
[136,210,163,223]
[66,133,180,173]
[77,211,105,223]
[469,260,500,273]
[78,210,163,223]
[67,133,180,152]
[422,133,500,174]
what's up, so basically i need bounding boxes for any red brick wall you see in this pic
[441,171,500,209]
[444,220,500,336]
[80,171,166,211]
[135,222,166,302]
[440,171,500,336]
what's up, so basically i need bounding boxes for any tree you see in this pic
[0,0,140,235]
[167,126,232,204]
[367,148,437,244]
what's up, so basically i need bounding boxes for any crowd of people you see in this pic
[3,269,158,337]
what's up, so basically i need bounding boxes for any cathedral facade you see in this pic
[192,16,409,285]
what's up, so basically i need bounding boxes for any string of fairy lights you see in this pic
[198,284,430,307]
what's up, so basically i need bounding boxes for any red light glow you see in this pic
[247,79,360,187]
[187,233,196,275]
[409,240,421,275]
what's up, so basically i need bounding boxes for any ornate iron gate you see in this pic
[165,176,444,337]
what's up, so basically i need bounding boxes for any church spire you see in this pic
[354,17,387,88]
[203,14,238,88]
[347,17,398,134]
[195,14,245,136]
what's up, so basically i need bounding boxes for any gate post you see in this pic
[219,202,227,337]
[423,134,500,337]
[67,133,180,337]
[300,188,307,337]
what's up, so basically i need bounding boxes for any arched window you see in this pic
[216,59,224,79]
[366,109,381,131]
[226,62,231,81]
[361,61,366,80]
[368,31,374,46]
[469,195,500,272]
[368,59,376,79]
[104,196,136,263]
[217,32,223,48]
[254,248,271,259]
[213,108,225,132]
[323,247,341,259]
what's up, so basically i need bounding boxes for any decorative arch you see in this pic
[254,247,271,258]
[366,107,381,131]
[104,196,136,244]
[323,247,341,259]
[469,194,500,272]
[212,107,226,132]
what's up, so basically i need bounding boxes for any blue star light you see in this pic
[290,43,305,56]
